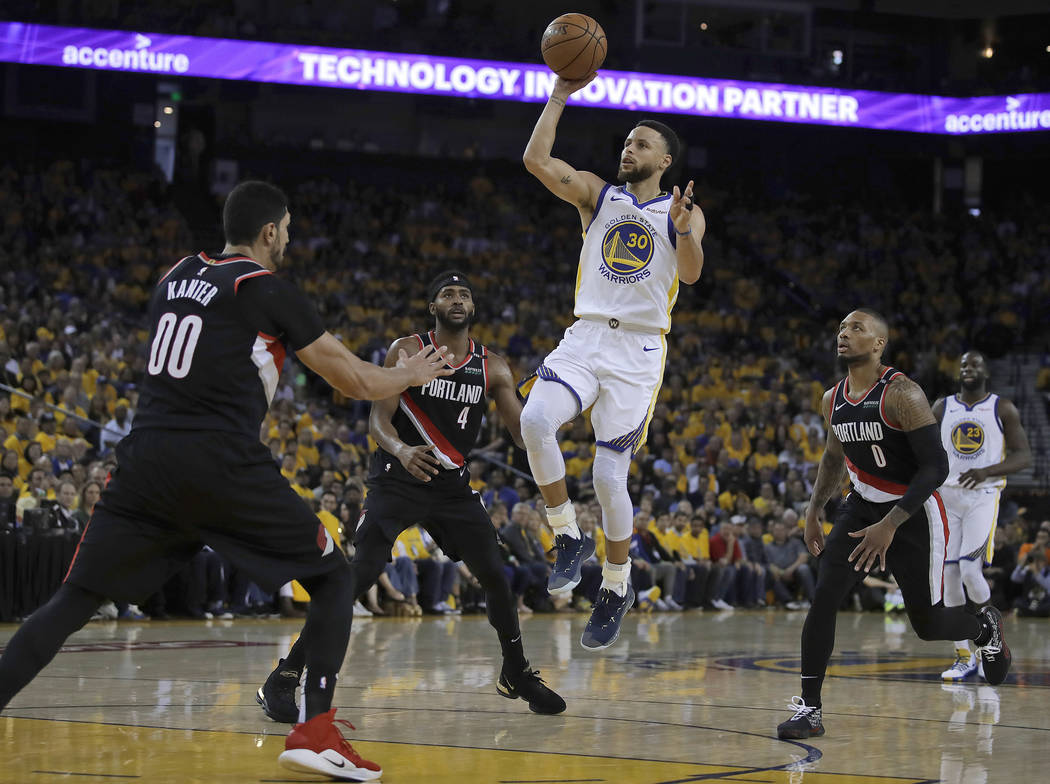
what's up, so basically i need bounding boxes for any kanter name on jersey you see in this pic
[419,378,484,404]
[166,278,219,306]
[832,420,884,443]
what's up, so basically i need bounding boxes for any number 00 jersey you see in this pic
[371,332,491,492]
[940,393,1006,490]
[829,367,920,504]
[134,252,324,440]
[574,184,681,334]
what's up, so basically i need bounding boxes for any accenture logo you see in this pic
[945,95,1050,134]
[61,32,190,73]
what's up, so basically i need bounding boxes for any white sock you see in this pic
[954,641,971,656]
[546,500,580,539]
[600,559,631,597]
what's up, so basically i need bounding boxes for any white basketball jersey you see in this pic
[574,184,680,333]
[941,393,1006,490]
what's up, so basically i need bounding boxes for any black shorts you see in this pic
[356,479,496,563]
[65,429,345,602]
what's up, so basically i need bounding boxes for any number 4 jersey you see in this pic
[134,252,324,439]
[829,366,921,504]
[370,331,491,493]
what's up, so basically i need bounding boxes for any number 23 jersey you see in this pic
[829,366,920,504]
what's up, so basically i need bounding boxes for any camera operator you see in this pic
[1011,548,1050,618]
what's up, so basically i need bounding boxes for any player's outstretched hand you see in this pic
[553,72,598,99]
[397,345,454,385]
[395,443,441,482]
[847,519,897,573]
[670,179,695,233]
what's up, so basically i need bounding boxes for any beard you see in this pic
[960,376,985,392]
[618,161,656,184]
[435,308,473,331]
[836,352,869,372]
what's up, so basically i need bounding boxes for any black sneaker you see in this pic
[548,533,596,596]
[580,585,635,650]
[777,696,825,739]
[976,606,1011,686]
[496,661,566,715]
[256,659,301,723]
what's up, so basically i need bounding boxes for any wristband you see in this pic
[675,226,692,236]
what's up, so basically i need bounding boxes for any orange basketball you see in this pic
[541,13,607,80]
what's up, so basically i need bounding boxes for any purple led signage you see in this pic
[2,21,1048,135]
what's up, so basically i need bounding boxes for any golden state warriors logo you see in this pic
[601,219,654,282]
[951,421,985,455]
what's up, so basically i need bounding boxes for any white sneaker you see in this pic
[91,601,118,621]
[941,649,978,681]
[786,601,804,610]
[712,599,733,611]
[635,586,661,612]
[352,601,372,617]
[654,598,669,612]
[665,597,684,611]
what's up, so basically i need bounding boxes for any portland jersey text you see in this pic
[372,332,490,490]
[830,367,919,503]
[134,253,283,439]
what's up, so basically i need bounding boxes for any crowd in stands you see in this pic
[1,154,1048,622]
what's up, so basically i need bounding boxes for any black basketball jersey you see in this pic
[134,252,310,440]
[371,332,490,490]
[829,366,918,503]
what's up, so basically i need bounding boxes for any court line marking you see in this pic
[31,772,140,779]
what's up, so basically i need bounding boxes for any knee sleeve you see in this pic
[520,382,577,486]
[959,558,991,604]
[943,563,965,607]
[592,446,633,541]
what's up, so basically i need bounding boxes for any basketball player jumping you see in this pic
[258,270,565,721]
[936,351,1030,681]
[777,310,1011,740]
[0,181,454,781]
[521,73,705,649]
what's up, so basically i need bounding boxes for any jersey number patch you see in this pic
[457,405,470,430]
[147,312,203,379]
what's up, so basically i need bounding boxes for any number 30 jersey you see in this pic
[829,366,921,504]
[134,252,324,440]
[371,332,491,491]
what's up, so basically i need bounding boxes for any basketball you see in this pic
[541,13,607,80]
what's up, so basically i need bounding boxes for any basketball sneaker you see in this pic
[581,584,635,650]
[547,533,596,596]
[496,661,567,714]
[278,709,382,781]
[975,606,1011,686]
[941,648,978,681]
[257,659,301,724]
[777,696,825,740]
[635,586,661,612]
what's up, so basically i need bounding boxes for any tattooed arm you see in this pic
[803,388,847,556]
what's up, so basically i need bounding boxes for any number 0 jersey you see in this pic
[574,184,681,334]
[829,366,920,504]
[371,332,491,491]
[940,393,1006,490]
[134,252,324,440]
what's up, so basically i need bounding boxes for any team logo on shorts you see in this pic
[601,220,654,278]
[951,421,985,455]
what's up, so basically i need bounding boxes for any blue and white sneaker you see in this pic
[547,533,596,596]
[581,585,635,650]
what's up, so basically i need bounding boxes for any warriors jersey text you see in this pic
[830,367,919,503]
[575,184,681,333]
[941,393,1006,490]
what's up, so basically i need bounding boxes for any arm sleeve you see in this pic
[236,274,325,351]
[898,423,950,516]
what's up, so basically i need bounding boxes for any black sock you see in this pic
[0,583,101,711]
[800,676,823,709]
[481,572,525,673]
[297,566,355,721]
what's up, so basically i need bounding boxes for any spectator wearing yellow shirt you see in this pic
[289,469,314,500]
[752,482,778,515]
[3,416,35,456]
[34,413,58,454]
[725,430,751,464]
[801,429,824,465]
[750,436,779,472]
[295,429,320,470]
[278,454,298,483]
[54,386,87,426]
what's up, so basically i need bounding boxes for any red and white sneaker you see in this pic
[278,709,382,781]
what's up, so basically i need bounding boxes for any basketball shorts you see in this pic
[536,318,666,454]
[938,484,1001,565]
[356,479,498,564]
[65,429,345,602]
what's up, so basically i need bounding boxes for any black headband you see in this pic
[428,272,473,303]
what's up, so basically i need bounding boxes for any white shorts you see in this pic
[537,318,666,454]
[939,484,1001,565]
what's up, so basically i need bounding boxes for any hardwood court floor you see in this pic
[1,608,1047,783]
